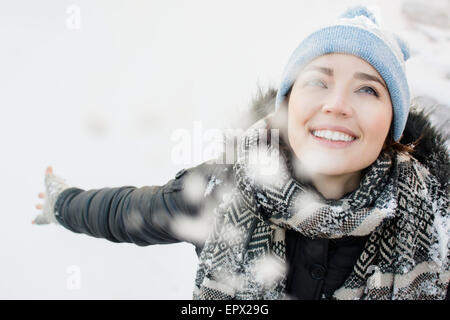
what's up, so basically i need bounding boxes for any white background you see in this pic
[1,0,449,299]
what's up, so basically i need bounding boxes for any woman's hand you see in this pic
[33,166,69,225]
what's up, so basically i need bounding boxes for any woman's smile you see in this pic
[310,130,358,149]
[309,124,359,149]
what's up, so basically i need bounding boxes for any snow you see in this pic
[246,145,286,188]
[183,171,208,205]
[1,0,449,299]
[203,175,222,197]
[430,199,450,269]
[253,255,287,288]
[293,190,327,222]
[170,212,213,246]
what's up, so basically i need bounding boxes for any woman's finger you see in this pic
[38,192,45,199]
[46,166,53,176]
[36,204,43,210]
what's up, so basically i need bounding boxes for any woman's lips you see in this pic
[310,125,359,138]
[310,131,358,149]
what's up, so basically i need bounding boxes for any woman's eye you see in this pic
[305,79,327,88]
[358,86,378,97]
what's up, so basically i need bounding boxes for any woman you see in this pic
[34,6,449,300]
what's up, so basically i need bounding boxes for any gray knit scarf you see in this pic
[193,114,449,300]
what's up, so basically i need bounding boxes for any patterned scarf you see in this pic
[194,113,449,300]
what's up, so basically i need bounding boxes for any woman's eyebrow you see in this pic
[354,72,387,90]
[303,66,387,90]
[303,66,333,76]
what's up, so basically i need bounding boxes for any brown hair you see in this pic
[381,129,416,154]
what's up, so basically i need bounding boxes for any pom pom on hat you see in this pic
[394,34,411,61]
[339,5,379,25]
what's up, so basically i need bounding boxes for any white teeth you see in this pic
[312,130,355,142]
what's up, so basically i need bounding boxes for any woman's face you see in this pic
[287,53,392,177]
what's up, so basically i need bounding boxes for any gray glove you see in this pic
[33,167,70,225]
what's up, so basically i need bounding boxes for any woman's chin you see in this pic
[308,165,354,177]
[294,149,357,177]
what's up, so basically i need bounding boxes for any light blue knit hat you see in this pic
[275,6,411,141]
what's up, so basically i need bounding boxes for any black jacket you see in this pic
[54,89,449,299]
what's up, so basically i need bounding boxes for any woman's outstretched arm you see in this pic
[34,160,234,250]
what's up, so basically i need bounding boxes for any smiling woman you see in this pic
[192,5,449,300]
[285,53,394,199]
[33,5,449,300]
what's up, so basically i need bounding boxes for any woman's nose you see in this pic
[322,93,353,117]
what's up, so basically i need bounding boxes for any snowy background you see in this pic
[1,0,449,299]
